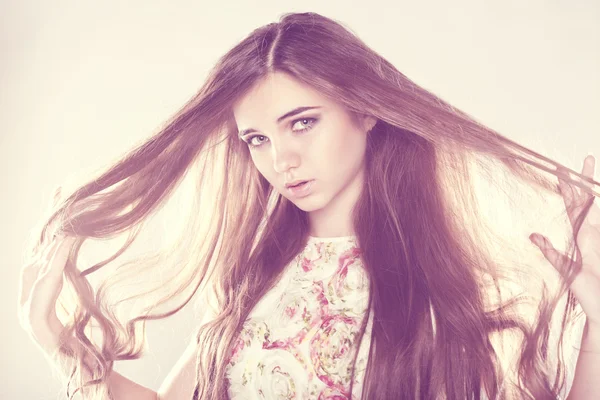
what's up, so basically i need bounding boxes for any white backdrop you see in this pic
[1,1,598,398]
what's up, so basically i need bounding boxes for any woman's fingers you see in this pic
[582,155,595,178]
[530,233,566,268]
[18,235,77,334]
[18,237,61,309]
[530,232,584,290]
[558,155,596,228]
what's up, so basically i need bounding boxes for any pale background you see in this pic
[1,0,599,398]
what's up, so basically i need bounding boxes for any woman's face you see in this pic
[232,72,376,236]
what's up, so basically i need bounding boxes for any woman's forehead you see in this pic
[234,74,327,113]
[232,73,335,126]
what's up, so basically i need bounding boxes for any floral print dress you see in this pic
[225,235,373,399]
[213,234,582,399]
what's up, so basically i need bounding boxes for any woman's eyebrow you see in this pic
[238,106,322,138]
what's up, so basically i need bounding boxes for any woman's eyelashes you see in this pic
[245,117,318,149]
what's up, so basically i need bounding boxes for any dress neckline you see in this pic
[307,235,357,242]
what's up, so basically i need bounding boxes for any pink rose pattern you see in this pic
[225,236,372,399]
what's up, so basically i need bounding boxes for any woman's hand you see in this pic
[18,187,78,354]
[18,233,77,354]
[529,155,600,326]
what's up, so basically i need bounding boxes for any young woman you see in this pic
[18,11,600,400]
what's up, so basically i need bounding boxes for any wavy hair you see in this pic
[25,11,599,399]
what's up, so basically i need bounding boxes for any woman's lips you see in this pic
[286,180,315,198]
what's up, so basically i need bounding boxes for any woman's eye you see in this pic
[291,117,317,132]
[247,135,267,147]
[245,117,318,149]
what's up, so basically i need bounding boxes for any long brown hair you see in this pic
[26,11,599,399]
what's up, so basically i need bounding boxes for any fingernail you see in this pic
[529,234,539,244]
